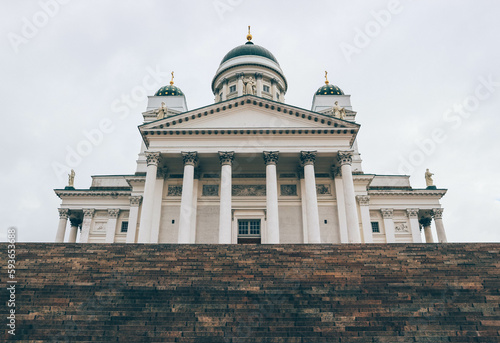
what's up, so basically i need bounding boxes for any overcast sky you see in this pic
[1,0,499,243]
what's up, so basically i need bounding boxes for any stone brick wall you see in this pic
[1,243,499,342]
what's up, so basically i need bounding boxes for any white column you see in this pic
[301,151,321,243]
[255,73,263,97]
[221,78,228,101]
[357,195,373,243]
[271,78,278,101]
[55,208,69,242]
[150,175,165,243]
[105,209,119,243]
[406,209,422,243]
[338,151,361,243]
[178,152,197,244]
[219,151,234,243]
[138,151,161,243]
[299,174,309,243]
[381,209,395,243]
[333,169,349,243]
[432,208,447,243]
[237,73,244,96]
[420,217,434,243]
[80,209,95,243]
[68,217,81,243]
[126,196,142,243]
[264,151,280,244]
[190,176,199,243]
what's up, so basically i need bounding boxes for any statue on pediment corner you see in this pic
[333,101,346,120]
[425,168,435,188]
[156,102,167,119]
[68,169,75,188]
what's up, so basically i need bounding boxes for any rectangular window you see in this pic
[238,219,261,244]
[276,93,280,100]
[219,92,223,100]
[238,219,261,236]
[229,85,236,93]
[263,85,270,93]
[371,222,380,233]
[120,221,129,233]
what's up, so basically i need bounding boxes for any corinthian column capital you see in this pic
[129,196,142,206]
[108,209,120,218]
[263,151,279,165]
[219,151,234,166]
[432,208,444,219]
[337,151,353,166]
[406,208,419,218]
[356,195,370,206]
[58,208,69,219]
[300,151,316,166]
[145,151,161,166]
[182,151,198,166]
[83,208,95,219]
[381,208,393,219]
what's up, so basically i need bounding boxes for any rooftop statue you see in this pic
[425,168,435,188]
[68,169,75,188]
[157,102,167,119]
[333,101,346,120]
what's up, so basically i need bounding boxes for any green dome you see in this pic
[315,84,344,95]
[220,41,279,65]
[155,84,184,96]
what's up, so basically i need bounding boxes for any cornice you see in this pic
[368,189,447,197]
[55,189,132,199]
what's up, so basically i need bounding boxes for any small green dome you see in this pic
[315,84,344,95]
[220,41,279,65]
[155,84,184,96]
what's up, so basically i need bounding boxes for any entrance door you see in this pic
[237,219,261,244]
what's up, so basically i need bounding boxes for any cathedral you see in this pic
[54,30,447,245]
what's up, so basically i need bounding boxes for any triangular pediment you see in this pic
[140,95,359,131]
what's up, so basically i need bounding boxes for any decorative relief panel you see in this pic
[280,184,297,196]
[232,185,266,196]
[394,222,410,233]
[316,184,331,195]
[92,221,107,233]
[167,185,182,196]
[202,185,219,197]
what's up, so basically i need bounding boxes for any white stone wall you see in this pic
[278,206,303,243]
[195,206,220,243]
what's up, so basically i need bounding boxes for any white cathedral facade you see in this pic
[55,32,447,245]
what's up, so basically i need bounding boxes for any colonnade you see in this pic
[55,150,447,244]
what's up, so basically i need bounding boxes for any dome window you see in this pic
[263,85,270,93]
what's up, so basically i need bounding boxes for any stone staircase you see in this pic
[1,243,499,342]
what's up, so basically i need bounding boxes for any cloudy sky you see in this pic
[1,0,499,243]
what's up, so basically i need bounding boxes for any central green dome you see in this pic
[315,83,344,95]
[220,41,279,65]
[155,84,184,96]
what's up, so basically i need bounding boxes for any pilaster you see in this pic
[381,208,395,243]
[356,195,372,243]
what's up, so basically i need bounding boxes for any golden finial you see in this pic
[324,71,329,85]
[246,25,252,41]
[170,71,174,85]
